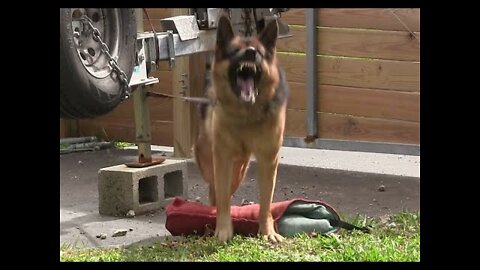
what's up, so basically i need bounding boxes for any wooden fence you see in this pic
[61,8,420,151]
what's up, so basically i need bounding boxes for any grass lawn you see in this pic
[60,211,419,262]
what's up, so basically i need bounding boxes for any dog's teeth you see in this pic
[253,65,256,73]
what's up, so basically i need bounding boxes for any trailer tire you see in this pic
[60,8,137,119]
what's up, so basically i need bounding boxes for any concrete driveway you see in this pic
[60,146,419,248]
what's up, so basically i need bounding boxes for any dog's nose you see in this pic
[244,47,257,61]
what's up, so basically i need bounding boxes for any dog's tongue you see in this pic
[237,77,256,103]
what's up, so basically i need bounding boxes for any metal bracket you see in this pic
[193,8,224,29]
[160,15,200,41]
[166,30,176,69]
[129,9,293,85]
[206,8,223,28]
[129,34,159,87]
[144,35,158,74]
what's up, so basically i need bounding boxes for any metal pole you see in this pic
[306,8,318,142]
[133,8,152,163]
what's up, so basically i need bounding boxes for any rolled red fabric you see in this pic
[165,197,340,236]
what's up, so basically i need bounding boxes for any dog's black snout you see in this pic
[244,47,257,61]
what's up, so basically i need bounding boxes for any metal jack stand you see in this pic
[125,85,166,168]
[125,9,164,168]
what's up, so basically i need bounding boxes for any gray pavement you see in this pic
[60,145,419,248]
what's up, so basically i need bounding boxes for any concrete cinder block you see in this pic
[98,159,188,216]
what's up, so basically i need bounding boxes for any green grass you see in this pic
[61,141,134,150]
[113,141,135,149]
[60,211,419,262]
[60,143,70,150]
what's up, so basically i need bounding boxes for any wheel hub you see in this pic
[71,8,120,79]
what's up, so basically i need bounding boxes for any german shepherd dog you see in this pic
[194,15,289,243]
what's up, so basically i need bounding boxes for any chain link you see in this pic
[242,9,254,37]
[77,15,131,100]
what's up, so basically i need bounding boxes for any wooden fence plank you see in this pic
[146,70,173,94]
[60,119,66,138]
[143,19,163,32]
[277,27,420,61]
[91,97,174,122]
[171,8,193,157]
[282,8,420,32]
[189,52,209,146]
[285,109,419,144]
[144,8,173,19]
[278,54,420,92]
[287,82,420,122]
[78,119,173,146]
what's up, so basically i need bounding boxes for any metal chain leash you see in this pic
[241,8,254,37]
[78,15,132,100]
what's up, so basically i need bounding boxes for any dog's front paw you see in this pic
[214,223,234,244]
[262,232,285,243]
[258,222,285,243]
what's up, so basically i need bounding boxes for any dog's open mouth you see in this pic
[235,61,261,104]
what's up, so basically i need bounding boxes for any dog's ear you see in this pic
[259,19,278,57]
[216,15,234,49]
